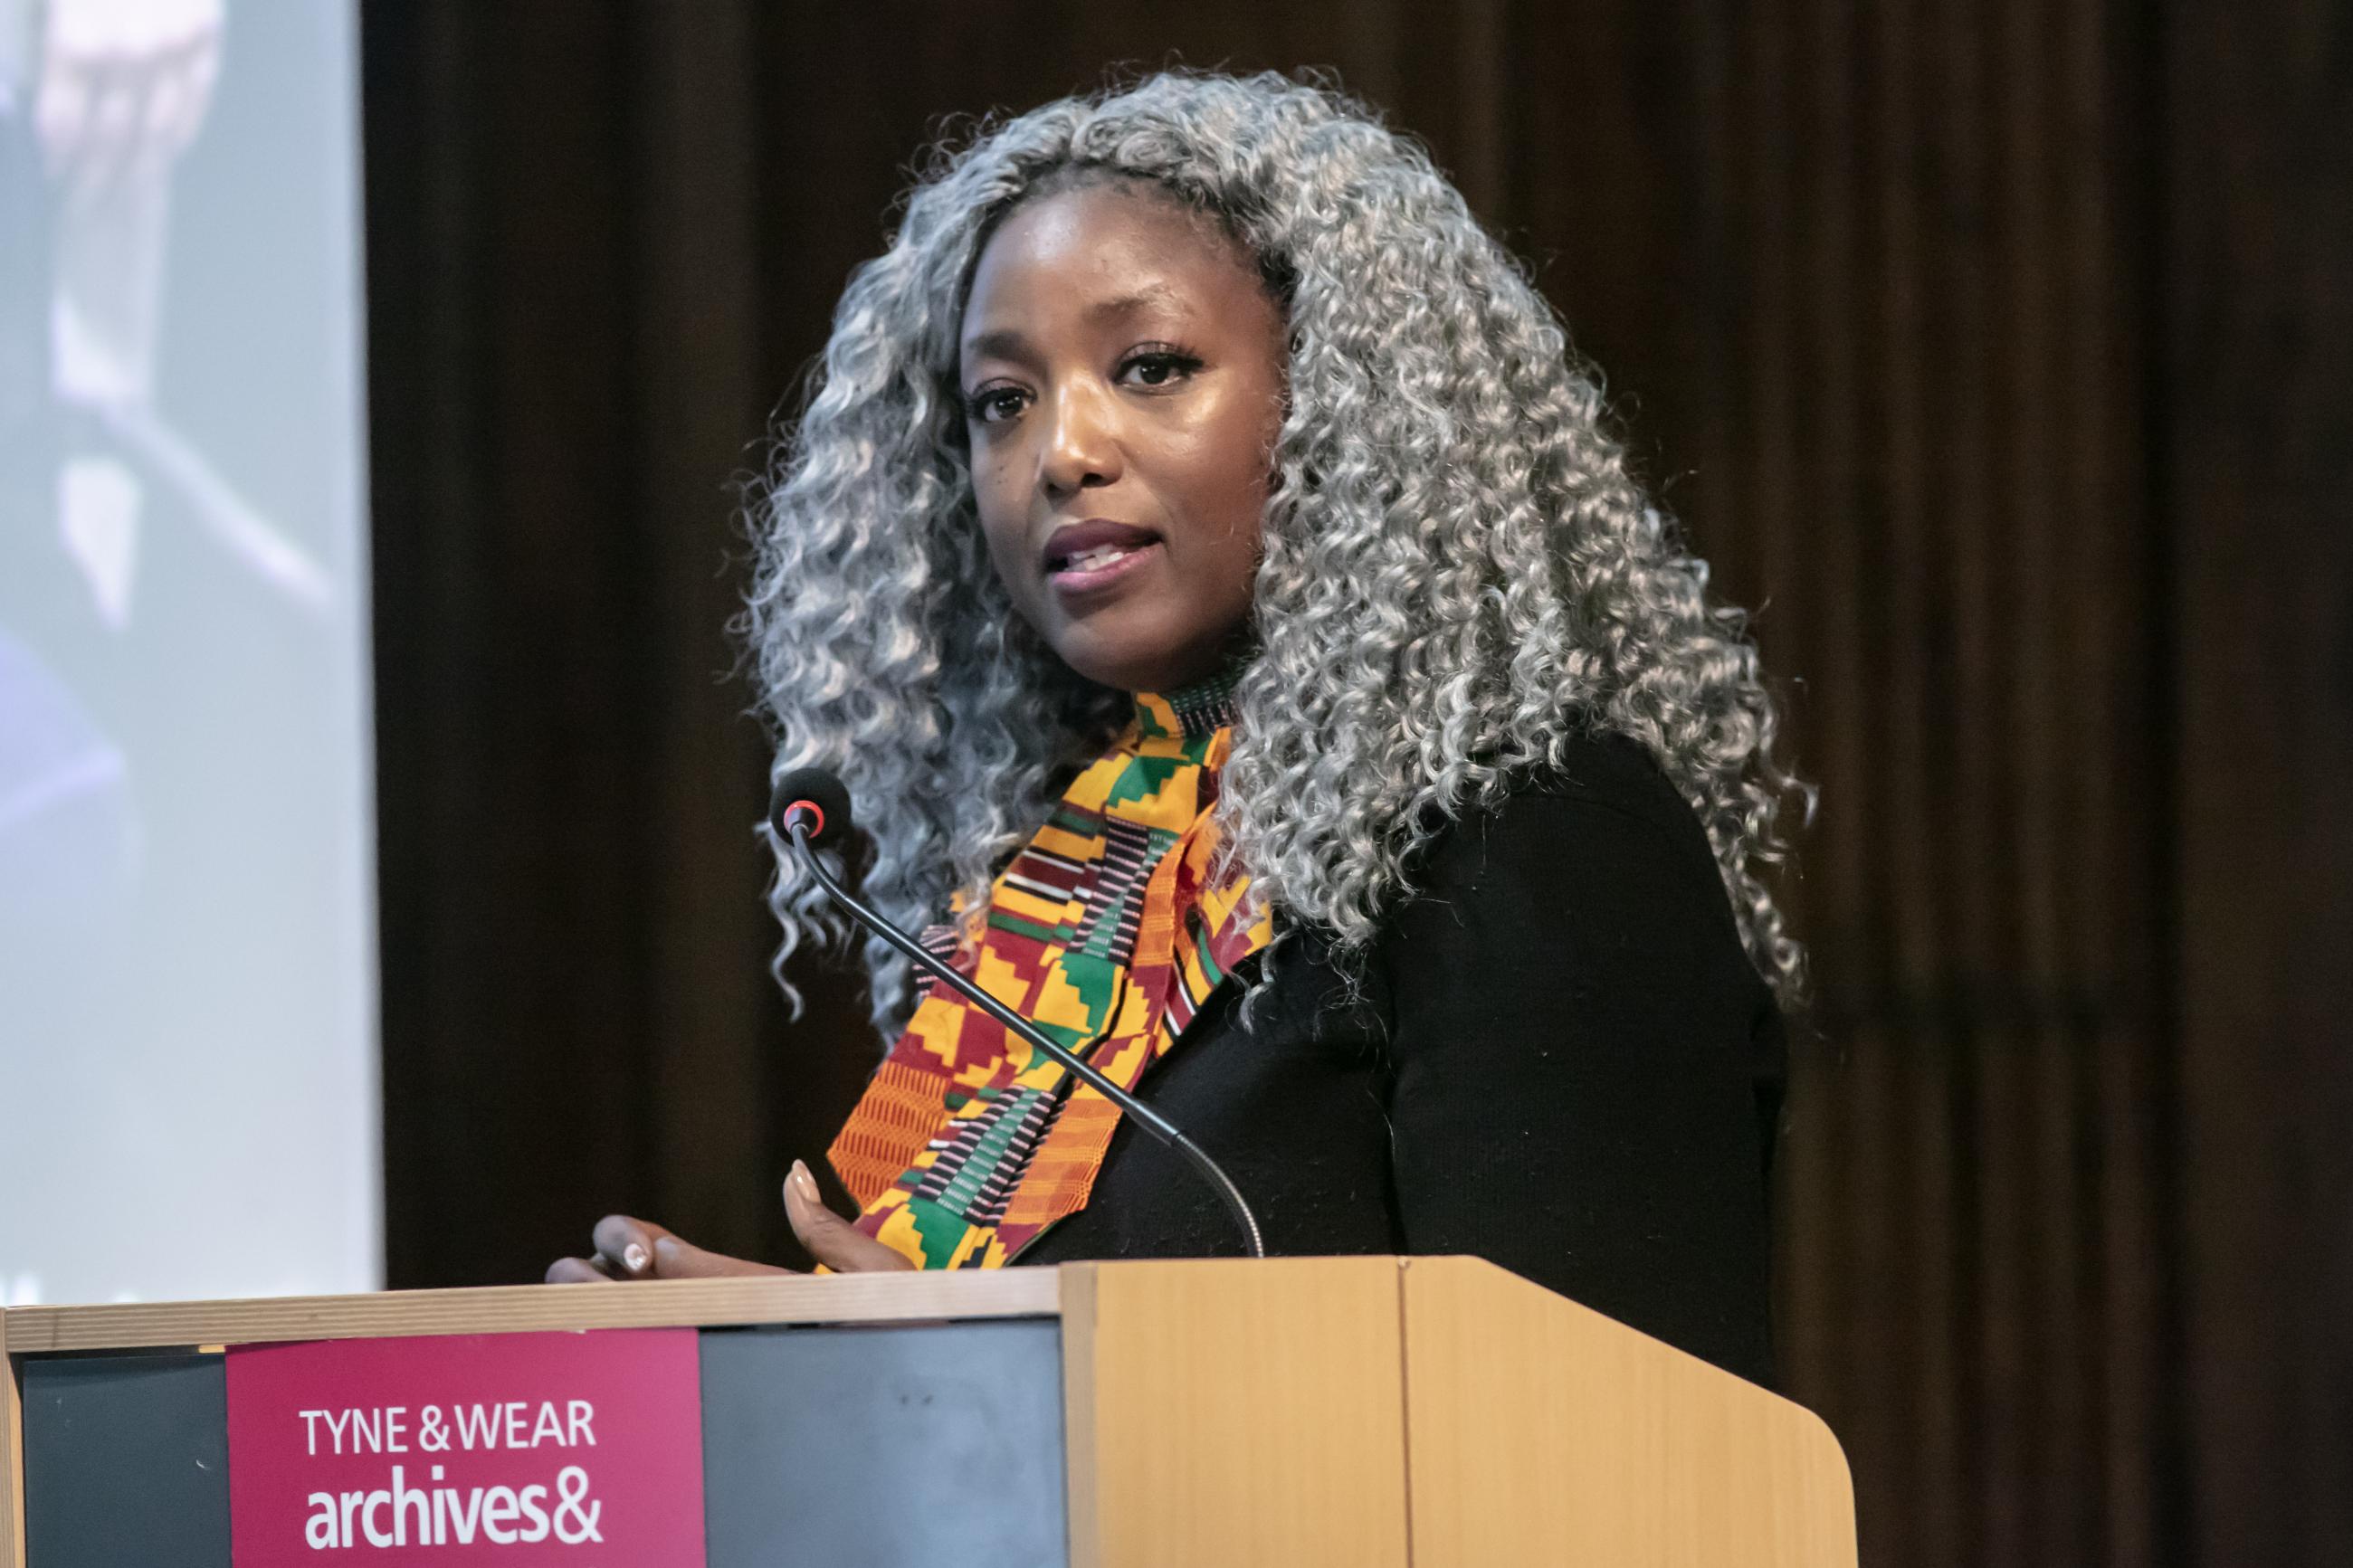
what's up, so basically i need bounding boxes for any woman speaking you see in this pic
[548,70,1808,1387]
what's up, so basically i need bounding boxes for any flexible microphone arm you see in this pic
[775,781,1265,1260]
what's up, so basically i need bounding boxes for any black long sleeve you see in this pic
[1019,731,1785,1387]
[1377,739,1781,1384]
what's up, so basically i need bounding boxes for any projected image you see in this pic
[1,0,376,1307]
[5,0,319,912]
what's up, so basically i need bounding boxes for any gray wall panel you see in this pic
[700,1319,1067,1567]
[21,1353,231,1568]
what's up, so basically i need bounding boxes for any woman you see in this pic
[549,70,1807,1387]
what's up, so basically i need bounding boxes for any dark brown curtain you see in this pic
[359,4,2352,1564]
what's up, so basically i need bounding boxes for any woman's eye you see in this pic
[1120,350,1200,388]
[967,387,1025,423]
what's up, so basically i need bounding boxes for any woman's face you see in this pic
[958,180,1287,694]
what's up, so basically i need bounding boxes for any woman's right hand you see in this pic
[544,1159,915,1282]
[543,1212,785,1284]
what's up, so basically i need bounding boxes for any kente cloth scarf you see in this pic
[825,676,1271,1269]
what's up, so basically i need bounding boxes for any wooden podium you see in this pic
[2,1255,1853,1565]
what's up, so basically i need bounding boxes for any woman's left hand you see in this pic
[778,1158,916,1272]
[544,1160,914,1282]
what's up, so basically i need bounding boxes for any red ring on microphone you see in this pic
[786,800,825,840]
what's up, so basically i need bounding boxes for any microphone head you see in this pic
[769,766,854,848]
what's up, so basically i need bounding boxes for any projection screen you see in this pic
[0,0,378,1306]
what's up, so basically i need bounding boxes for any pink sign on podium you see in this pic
[225,1328,707,1564]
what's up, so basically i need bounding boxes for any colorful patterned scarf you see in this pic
[825,675,1270,1269]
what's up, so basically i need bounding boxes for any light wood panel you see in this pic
[2,1309,23,1568]
[1400,1257,1855,1568]
[1057,1266,1105,1568]
[0,1271,1059,1355]
[1061,1257,1413,1568]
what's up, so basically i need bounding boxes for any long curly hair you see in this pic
[743,68,1811,1039]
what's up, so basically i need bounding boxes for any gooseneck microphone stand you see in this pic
[774,772,1265,1259]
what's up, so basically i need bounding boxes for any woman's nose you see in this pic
[1038,380,1122,495]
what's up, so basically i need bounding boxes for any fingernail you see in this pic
[622,1241,649,1275]
[790,1159,820,1202]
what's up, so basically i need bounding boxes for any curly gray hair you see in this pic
[743,68,1811,1038]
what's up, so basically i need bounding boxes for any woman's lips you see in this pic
[1042,518,1162,597]
[1046,537,1160,596]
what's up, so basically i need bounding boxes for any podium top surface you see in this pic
[0,1266,1064,1355]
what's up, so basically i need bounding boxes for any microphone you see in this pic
[769,766,1265,1259]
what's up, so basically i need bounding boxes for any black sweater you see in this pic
[1017,728,1786,1388]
